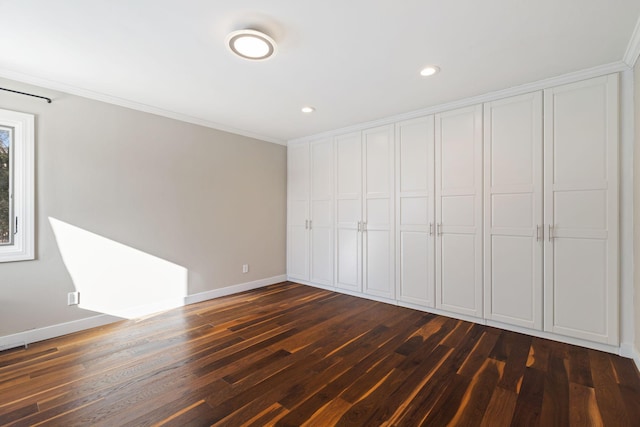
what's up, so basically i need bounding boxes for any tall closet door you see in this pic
[396,116,435,306]
[335,132,362,292]
[287,142,310,281]
[484,92,543,329]
[363,125,395,298]
[310,139,334,287]
[435,105,483,317]
[544,75,619,345]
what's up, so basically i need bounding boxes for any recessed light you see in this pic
[301,106,315,114]
[226,29,277,61]
[420,66,440,77]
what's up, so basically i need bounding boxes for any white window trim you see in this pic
[0,108,34,262]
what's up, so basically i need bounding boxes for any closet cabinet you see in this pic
[484,92,543,330]
[287,139,334,287]
[288,72,620,348]
[435,105,483,318]
[543,75,619,345]
[335,125,395,298]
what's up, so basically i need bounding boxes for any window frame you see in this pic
[0,108,34,262]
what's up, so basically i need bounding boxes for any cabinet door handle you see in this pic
[548,225,554,241]
[363,222,367,233]
[305,219,309,230]
[536,225,542,241]
[357,221,361,232]
[429,222,433,236]
[309,220,312,230]
[437,223,442,236]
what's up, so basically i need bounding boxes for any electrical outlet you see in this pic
[242,264,249,273]
[67,291,80,306]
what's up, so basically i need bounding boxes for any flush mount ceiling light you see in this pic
[420,65,440,77]
[301,106,315,114]
[226,29,277,61]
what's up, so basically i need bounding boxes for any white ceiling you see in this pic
[1,0,639,143]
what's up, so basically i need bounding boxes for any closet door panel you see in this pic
[288,201,309,280]
[399,232,430,303]
[287,143,310,281]
[544,74,618,344]
[310,139,334,286]
[363,125,395,298]
[484,92,543,329]
[311,222,333,284]
[441,233,477,310]
[440,113,476,191]
[364,230,392,295]
[435,105,483,317]
[337,228,359,288]
[490,235,535,323]
[400,197,429,225]
[553,238,607,335]
[288,143,310,200]
[335,133,362,291]
[396,116,435,306]
[311,139,333,198]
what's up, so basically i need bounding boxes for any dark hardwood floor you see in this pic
[1,282,639,426]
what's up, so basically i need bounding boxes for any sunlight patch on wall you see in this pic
[49,218,188,319]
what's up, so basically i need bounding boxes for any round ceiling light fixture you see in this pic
[420,65,440,77]
[226,29,277,61]
[301,106,315,114]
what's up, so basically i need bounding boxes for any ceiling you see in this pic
[1,1,639,144]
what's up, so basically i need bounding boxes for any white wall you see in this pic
[634,60,640,358]
[0,77,286,338]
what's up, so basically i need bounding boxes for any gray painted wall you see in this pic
[0,77,286,336]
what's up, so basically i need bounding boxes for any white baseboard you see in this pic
[0,274,287,352]
[0,314,121,352]
[185,275,287,305]
[621,343,640,371]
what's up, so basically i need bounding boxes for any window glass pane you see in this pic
[0,127,11,245]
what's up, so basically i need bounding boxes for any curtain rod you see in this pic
[0,87,52,103]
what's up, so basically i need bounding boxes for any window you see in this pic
[0,108,34,262]
[0,126,11,244]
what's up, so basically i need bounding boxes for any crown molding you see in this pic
[624,14,640,67]
[288,61,629,145]
[0,68,286,146]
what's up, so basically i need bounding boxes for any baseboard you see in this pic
[488,320,621,356]
[184,274,287,305]
[0,314,122,352]
[0,274,287,352]
[398,301,487,325]
[621,343,640,372]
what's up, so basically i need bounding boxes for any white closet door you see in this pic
[310,139,334,287]
[363,125,395,298]
[544,75,619,345]
[335,132,362,292]
[484,92,543,329]
[287,142,310,281]
[435,105,483,317]
[396,116,435,306]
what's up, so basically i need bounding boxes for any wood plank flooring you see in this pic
[1,282,639,426]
